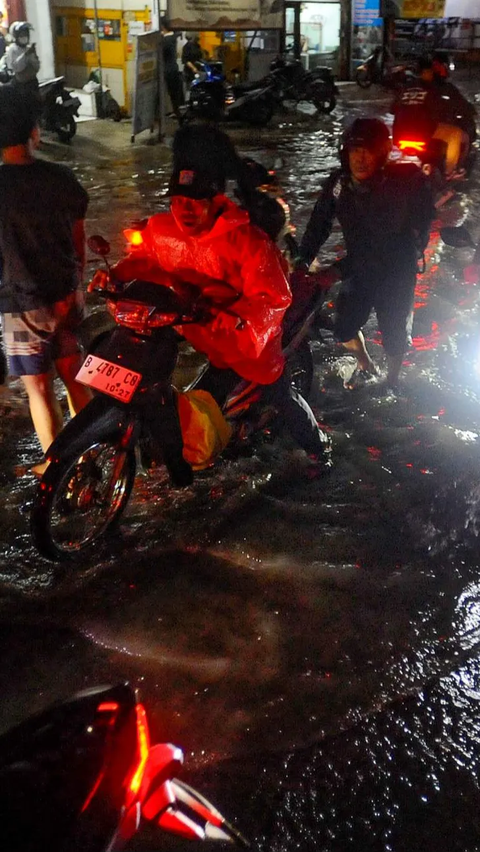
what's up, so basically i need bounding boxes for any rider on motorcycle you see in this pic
[298,117,434,389]
[0,21,40,90]
[171,123,287,241]
[111,169,330,460]
[391,56,475,176]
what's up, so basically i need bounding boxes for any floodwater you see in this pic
[2,85,480,850]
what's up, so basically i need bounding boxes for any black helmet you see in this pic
[340,118,391,170]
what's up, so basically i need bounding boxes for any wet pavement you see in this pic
[2,78,480,849]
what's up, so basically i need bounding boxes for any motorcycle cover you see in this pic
[177,389,232,469]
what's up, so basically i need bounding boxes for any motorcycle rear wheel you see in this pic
[31,440,136,560]
[55,115,76,143]
[355,67,372,88]
[312,90,336,114]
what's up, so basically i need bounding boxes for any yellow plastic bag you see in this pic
[176,389,232,470]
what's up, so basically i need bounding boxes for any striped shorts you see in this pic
[1,290,85,377]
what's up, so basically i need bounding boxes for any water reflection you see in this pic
[1,101,480,849]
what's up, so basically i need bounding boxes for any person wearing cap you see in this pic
[111,167,330,460]
[0,86,91,474]
[299,117,433,389]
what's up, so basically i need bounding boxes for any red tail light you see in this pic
[398,139,426,153]
[128,703,150,798]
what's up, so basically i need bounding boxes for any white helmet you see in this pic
[9,21,33,42]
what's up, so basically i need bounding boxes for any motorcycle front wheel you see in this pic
[243,99,274,127]
[355,66,372,88]
[31,440,136,560]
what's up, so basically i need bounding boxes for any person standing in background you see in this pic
[160,16,184,122]
[181,33,203,88]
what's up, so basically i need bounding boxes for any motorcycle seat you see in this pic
[39,76,66,89]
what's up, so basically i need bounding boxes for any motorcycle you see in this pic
[183,61,277,127]
[38,76,81,143]
[0,72,80,143]
[355,49,415,90]
[265,56,337,114]
[0,682,249,852]
[391,102,477,207]
[31,233,337,560]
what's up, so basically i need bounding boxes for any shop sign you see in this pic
[380,0,445,16]
[169,0,283,31]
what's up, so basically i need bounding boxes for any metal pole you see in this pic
[157,0,166,141]
[93,0,104,117]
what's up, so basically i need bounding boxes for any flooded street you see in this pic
[1,84,480,849]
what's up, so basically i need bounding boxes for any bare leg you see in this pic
[21,371,63,454]
[55,352,92,418]
[341,331,377,373]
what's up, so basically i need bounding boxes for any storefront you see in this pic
[51,1,153,110]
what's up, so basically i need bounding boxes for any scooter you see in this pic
[31,233,337,560]
[0,683,249,852]
[355,48,414,89]
[38,76,81,143]
[0,72,80,143]
[183,61,277,127]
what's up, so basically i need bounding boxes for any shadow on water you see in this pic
[2,97,480,848]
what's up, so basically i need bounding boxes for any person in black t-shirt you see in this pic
[0,86,92,473]
[181,34,203,87]
[161,17,184,121]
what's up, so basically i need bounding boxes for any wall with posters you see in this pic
[51,1,153,108]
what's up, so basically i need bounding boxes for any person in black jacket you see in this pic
[299,117,434,388]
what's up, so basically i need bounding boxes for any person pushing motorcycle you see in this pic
[111,168,330,461]
[298,118,434,389]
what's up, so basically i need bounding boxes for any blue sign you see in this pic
[353,0,382,26]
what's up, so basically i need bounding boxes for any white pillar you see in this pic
[25,0,55,81]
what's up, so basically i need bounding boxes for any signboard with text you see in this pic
[131,31,159,141]
[380,0,445,16]
[169,0,283,31]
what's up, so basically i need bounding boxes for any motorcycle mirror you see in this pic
[88,235,111,256]
[440,226,476,249]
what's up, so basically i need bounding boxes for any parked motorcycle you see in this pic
[183,61,277,127]
[38,76,81,142]
[31,233,337,560]
[355,49,415,90]
[266,56,337,114]
[0,72,80,142]
[0,682,249,852]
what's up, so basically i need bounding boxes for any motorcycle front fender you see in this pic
[45,395,137,464]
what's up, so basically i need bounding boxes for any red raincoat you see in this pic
[112,196,291,384]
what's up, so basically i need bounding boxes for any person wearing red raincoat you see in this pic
[112,168,329,459]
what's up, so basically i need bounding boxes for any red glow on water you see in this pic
[412,321,439,351]
[367,446,382,459]
[129,704,150,797]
